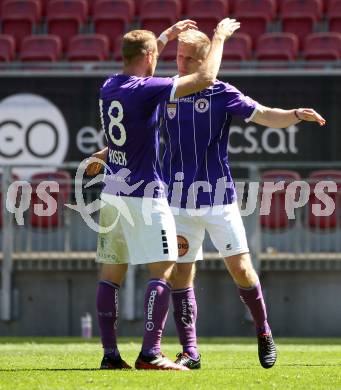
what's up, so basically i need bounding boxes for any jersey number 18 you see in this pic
[99,99,126,147]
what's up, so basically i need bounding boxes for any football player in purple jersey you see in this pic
[89,28,325,370]
[158,29,325,370]
[89,19,241,370]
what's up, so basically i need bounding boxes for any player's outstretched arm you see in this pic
[157,19,198,55]
[251,105,326,128]
[174,18,240,99]
[86,147,108,176]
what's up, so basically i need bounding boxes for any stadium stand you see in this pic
[260,169,301,229]
[0,34,16,61]
[307,170,341,229]
[234,0,277,48]
[222,32,252,61]
[20,35,62,61]
[159,38,177,60]
[187,0,228,38]
[68,34,109,61]
[255,32,299,61]
[281,0,323,48]
[140,0,181,36]
[93,0,135,50]
[29,171,72,229]
[47,0,88,50]
[112,35,123,61]
[1,0,42,50]
[327,0,341,33]
[303,32,341,61]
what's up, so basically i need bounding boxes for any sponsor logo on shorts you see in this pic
[177,235,189,257]
[161,230,169,254]
[195,98,209,113]
[226,244,232,250]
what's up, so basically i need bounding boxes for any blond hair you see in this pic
[122,30,157,65]
[178,29,211,58]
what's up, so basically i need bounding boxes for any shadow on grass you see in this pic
[0,368,102,372]
[1,363,341,372]
[1,337,341,345]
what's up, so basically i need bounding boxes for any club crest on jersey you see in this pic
[195,98,209,113]
[167,103,177,119]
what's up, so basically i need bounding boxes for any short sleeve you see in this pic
[223,83,259,122]
[140,76,177,107]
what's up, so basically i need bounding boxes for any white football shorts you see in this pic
[96,194,178,265]
[172,201,249,263]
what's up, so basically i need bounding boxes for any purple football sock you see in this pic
[238,282,271,335]
[172,287,199,360]
[141,279,171,357]
[96,280,121,358]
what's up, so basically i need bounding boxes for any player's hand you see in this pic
[214,18,240,40]
[86,148,108,176]
[296,108,326,126]
[166,19,198,41]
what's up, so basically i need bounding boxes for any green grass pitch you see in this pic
[0,338,340,390]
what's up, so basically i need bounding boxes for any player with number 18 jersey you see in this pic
[97,75,179,265]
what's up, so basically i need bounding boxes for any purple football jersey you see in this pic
[159,80,258,208]
[99,74,176,198]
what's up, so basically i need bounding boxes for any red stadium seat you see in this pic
[140,0,181,36]
[260,170,301,229]
[113,35,123,61]
[94,0,134,49]
[307,170,341,229]
[47,0,88,50]
[159,38,177,61]
[136,0,181,14]
[1,0,41,49]
[229,0,236,13]
[234,0,276,48]
[187,0,228,38]
[281,0,323,48]
[0,34,16,61]
[256,32,299,61]
[327,0,341,33]
[68,34,109,61]
[222,32,252,60]
[29,171,72,229]
[20,35,62,61]
[303,32,341,61]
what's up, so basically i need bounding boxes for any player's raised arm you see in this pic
[251,105,326,128]
[174,18,240,99]
[157,19,198,55]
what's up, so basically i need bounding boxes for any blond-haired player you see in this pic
[92,19,240,370]
[89,27,325,370]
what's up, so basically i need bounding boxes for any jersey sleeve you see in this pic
[140,76,177,107]
[223,83,259,122]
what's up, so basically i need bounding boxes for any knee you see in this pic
[170,264,195,289]
[225,254,257,285]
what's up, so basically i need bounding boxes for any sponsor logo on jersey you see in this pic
[195,98,209,113]
[178,97,194,103]
[167,103,177,119]
[177,235,189,257]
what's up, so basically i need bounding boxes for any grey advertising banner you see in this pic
[0,75,338,178]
